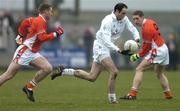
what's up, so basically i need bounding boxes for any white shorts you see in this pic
[93,40,110,63]
[144,44,169,65]
[13,45,42,65]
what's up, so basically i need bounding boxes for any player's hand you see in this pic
[15,34,23,45]
[55,26,64,37]
[130,54,139,62]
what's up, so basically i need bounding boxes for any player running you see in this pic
[51,3,140,104]
[120,10,173,100]
[0,4,64,102]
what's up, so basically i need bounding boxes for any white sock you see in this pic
[30,80,37,87]
[108,93,117,102]
[131,87,138,91]
[27,80,37,90]
[62,69,75,76]
[163,87,170,92]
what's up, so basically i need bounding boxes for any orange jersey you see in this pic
[23,15,55,53]
[18,17,34,36]
[138,19,165,57]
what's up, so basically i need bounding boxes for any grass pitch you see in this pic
[0,69,180,111]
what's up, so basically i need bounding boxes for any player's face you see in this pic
[116,8,127,20]
[44,7,53,20]
[133,15,143,26]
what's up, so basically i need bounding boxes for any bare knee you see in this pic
[110,69,118,79]
[156,72,163,79]
[154,68,162,79]
[42,65,53,74]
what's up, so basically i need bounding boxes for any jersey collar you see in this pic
[111,12,126,22]
[39,14,46,22]
[142,19,146,25]
[111,12,117,20]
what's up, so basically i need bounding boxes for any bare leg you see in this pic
[154,64,172,99]
[0,61,21,86]
[30,56,53,84]
[22,56,53,102]
[74,62,102,82]
[63,57,118,103]
[75,57,118,94]
[101,57,118,94]
[154,65,170,90]
[132,59,153,90]
[60,56,118,103]
[99,57,118,103]
[120,59,153,99]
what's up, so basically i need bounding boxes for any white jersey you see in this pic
[95,12,140,51]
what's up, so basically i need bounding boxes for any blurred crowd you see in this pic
[166,32,179,70]
[0,11,15,51]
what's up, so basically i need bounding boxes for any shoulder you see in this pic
[144,19,156,26]
[32,16,45,25]
[101,14,113,25]
[143,19,157,34]
[22,17,35,25]
[29,17,35,23]
[143,19,155,29]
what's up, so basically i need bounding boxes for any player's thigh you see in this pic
[5,61,21,76]
[30,56,52,71]
[101,57,118,73]
[136,59,153,71]
[89,62,102,78]
[154,64,164,74]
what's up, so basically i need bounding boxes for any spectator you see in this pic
[166,32,178,70]
[0,11,15,50]
[83,26,95,67]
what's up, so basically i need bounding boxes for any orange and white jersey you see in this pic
[138,19,165,57]
[18,17,34,36]
[23,15,55,53]
[138,19,169,65]
[13,45,42,65]
[144,44,169,65]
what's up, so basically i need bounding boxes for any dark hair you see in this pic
[133,10,144,17]
[114,3,128,12]
[38,4,52,13]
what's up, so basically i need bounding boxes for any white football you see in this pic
[124,40,139,53]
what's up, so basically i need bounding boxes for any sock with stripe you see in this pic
[26,80,37,90]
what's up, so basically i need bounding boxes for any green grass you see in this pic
[0,69,180,111]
